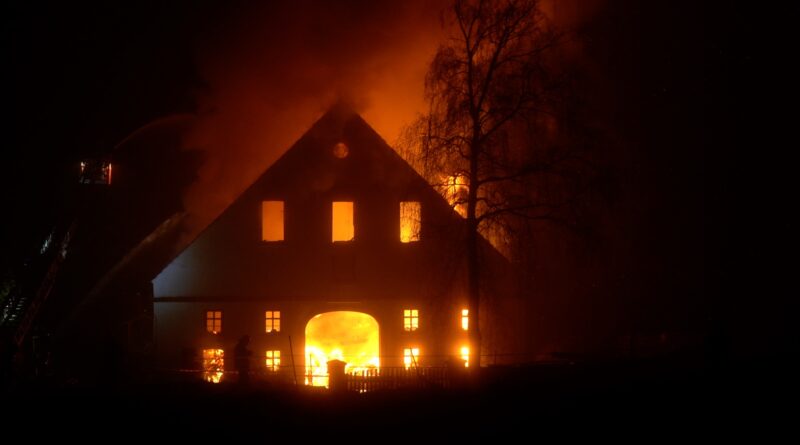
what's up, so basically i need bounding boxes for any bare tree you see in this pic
[402,0,593,368]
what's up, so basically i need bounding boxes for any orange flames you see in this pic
[460,346,470,368]
[305,311,380,387]
[442,175,468,217]
[400,201,421,242]
[202,349,224,383]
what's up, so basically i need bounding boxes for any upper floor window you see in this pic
[79,159,112,185]
[261,201,284,241]
[206,310,222,334]
[461,309,469,331]
[332,201,354,242]
[265,310,281,333]
[403,309,419,332]
[400,201,421,243]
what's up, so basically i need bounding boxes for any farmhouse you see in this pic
[150,106,518,384]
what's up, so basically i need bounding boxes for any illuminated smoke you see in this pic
[176,0,601,244]
[178,0,446,241]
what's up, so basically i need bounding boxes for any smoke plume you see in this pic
[179,0,447,237]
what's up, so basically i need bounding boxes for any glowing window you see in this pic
[206,310,222,334]
[78,160,112,185]
[403,309,419,332]
[261,201,284,241]
[403,347,420,369]
[265,350,281,371]
[460,346,470,368]
[400,201,421,243]
[202,349,224,383]
[461,309,469,331]
[265,310,281,333]
[332,202,354,242]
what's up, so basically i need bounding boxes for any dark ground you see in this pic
[3,358,792,440]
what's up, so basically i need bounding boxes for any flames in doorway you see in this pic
[305,311,379,387]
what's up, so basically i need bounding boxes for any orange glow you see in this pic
[460,346,470,368]
[442,175,468,217]
[202,349,224,383]
[261,201,284,241]
[403,309,419,331]
[265,310,280,333]
[206,310,222,334]
[333,142,349,158]
[173,0,445,253]
[461,309,469,331]
[400,201,421,242]
[305,311,379,387]
[106,163,112,185]
[403,347,420,369]
[265,350,280,371]
[332,202,354,242]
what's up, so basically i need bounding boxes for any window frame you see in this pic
[265,310,281,333]
[206,310,222,334]
[460,346,470,368]
[202,348,224,383]
[403,309,419,332]
[399,201,422,243]
[331,201,355,242]
[403,347,420,369]
[261,200,285,242]
[265,350,281,372]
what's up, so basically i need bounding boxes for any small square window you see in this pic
[265,350,281,371]
[206,310,222,334]
[265,310,281,333]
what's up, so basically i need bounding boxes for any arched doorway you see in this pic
[305,311,379,386]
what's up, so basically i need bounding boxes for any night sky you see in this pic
[2,1,779,358]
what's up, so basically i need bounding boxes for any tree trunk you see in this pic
[467,133,481,370]
[466,215,481,370]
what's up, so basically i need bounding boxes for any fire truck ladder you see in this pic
[1,221,77,348]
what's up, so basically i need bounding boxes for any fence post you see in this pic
[327,360,347,392]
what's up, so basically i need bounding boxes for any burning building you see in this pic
[152,106,520,384]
